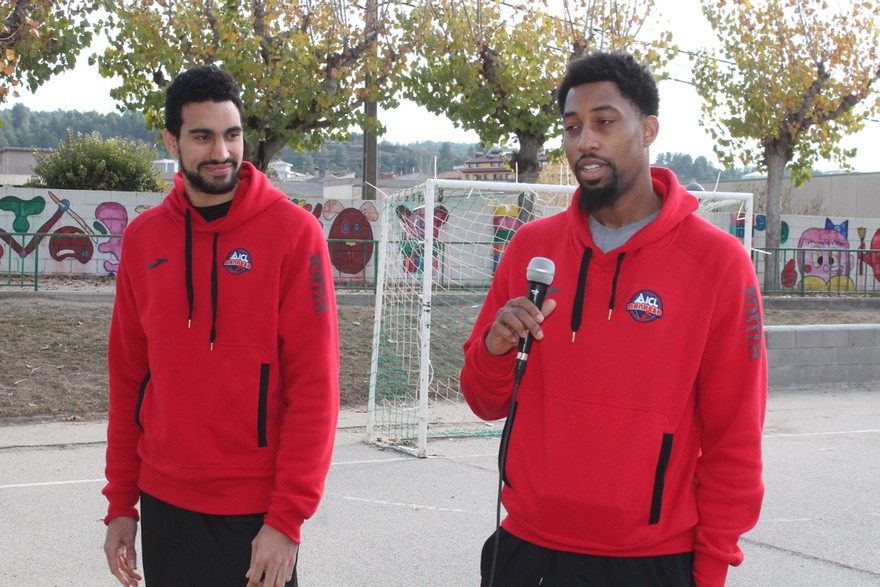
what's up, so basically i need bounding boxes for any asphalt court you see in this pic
[1,385,878,586]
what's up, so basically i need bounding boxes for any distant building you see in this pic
[0,147,52,186]
[459,148,547,182]
[152,158,178,185]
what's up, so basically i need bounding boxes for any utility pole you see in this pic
[362,0,379,200]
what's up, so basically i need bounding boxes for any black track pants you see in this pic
[481,528,696,587]
[140,492,297,587]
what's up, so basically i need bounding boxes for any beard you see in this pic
[180,157,241,196]
[576,157,623,215]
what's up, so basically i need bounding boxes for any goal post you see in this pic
[366,178,754,457]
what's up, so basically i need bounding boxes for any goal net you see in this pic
[366,179,753,456]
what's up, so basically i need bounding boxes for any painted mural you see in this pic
[0,188,386,288]
[2,186,879,294]
[0,190,128,276]
[733,211,880,292]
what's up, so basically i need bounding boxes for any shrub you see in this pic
[30,130,167,192]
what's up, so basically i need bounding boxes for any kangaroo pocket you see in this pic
[137,342,275,475]
[520,395,675,549]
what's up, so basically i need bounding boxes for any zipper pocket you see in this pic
[134,371,152,432]
[257,364,269,447]
[649,433,674,524]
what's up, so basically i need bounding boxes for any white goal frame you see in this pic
[366,178,753,457]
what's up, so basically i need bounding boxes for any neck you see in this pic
[590,181,660,229]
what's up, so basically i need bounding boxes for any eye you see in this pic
[342,222,350,233]
[353,223,360,232]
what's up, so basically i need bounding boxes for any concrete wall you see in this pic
[766,324,880,387]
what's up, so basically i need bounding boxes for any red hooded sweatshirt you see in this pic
[461,168,766,586]
[103,162,339,543]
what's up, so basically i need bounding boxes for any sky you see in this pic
[4,0,879,174]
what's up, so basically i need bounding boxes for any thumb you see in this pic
[539,298,557,319]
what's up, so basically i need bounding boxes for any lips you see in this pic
[577,157,610,183]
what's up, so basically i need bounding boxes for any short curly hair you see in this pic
[164,65,244,138]
[556,52,659,118]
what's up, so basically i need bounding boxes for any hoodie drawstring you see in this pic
[185,210,194,328]
[210,233,219,351]
[570,248,592,342]
[570,250,626,341]
[608,252,626,320]
[184,209,220,351]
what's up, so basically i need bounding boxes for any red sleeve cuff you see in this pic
[693,553,729,587]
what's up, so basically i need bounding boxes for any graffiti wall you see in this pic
[0,187,384,287]
[3,185,879,293]
[730,212,880,292]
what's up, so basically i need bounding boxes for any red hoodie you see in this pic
[103,162,339,543]
[461,168,766,586]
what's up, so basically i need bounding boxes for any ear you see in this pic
[162,129,179,158]
[642,115,659,148]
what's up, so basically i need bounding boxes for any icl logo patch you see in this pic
[223,248,253,275]
[626,290,663,323]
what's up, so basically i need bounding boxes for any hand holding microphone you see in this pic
[485,257,556,380]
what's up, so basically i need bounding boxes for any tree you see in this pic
[691,0,880,291]
[401,0,674,189]
[93,0,414,172]
[31,130,166,191]
[0,1,93,104]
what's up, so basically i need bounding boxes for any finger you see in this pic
[245,566,264,587]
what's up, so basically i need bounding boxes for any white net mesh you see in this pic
[366,179,752,456]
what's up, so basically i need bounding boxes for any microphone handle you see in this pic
[515,280,549,380]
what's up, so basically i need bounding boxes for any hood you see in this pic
[164,161,286,233]
[161,162,287,350]
[566,167,698,339]
[566,166,699,256]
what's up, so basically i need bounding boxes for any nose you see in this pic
[211,137,231,162]
[577,127,600,153]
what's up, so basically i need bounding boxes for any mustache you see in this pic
[577,153,614,167]
[198,158,238,170]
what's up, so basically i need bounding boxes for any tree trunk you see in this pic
[250,134,289,173]
[512,132,545,225]
[763,147,788,293]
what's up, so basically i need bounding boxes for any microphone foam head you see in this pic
[526,257,555,285]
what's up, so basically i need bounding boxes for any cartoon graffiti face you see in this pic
[396,205,449,274]
[49,226,94,263]
[324,201,378,275]
[797,227,853,291]
[397,206,449,241]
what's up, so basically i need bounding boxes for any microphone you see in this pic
[514,256,555,381]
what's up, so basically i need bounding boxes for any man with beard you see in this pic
[102,65,339,587]
[460,52,766,587]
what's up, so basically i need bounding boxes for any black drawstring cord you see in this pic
[185,209,194,328]
[570,248,593,342]
[210,233,219,351]
[608,252,626,320]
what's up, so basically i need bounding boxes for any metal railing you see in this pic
[1,232,379,292]
[4,233,879,297]
[754,247,880,296]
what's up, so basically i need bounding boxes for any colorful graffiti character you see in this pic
[95,202,128,273]
[795,219,855,291]
[493,205,521,270]
[323,200,378,275]
[397,205,449,274]
[290,198,324,223]
[857,227,880,282]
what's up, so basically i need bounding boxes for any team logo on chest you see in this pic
[626,290,663,323]
[223,248,253,275]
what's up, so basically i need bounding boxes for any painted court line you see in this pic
[0,478,104,490]
[765,428,880,438]
[342,496,469,513]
